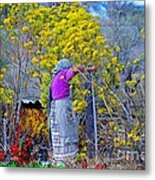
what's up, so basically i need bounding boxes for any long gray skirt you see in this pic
[50,97,79,161]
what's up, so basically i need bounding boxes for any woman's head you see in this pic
[52,59,72,77]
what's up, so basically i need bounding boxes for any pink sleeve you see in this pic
[65,68,75,81]
[65,66,85,81]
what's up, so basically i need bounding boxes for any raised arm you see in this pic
[65,65,97,81]
[73,65,97,73]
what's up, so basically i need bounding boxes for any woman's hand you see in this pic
[86,65,97,72]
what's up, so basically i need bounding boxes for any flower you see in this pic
[22,26,29,33]
[95,164,107,169]
[0,151,5,161]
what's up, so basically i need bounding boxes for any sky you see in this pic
[130,0,144,6]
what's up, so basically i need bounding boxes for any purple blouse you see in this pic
[50,66,84,100]
[50,67,83,100]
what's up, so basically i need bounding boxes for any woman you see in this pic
[48,59,96,167]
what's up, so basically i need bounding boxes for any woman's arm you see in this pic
[85,66,97,72]
[73,65,97,73]
[65,65,97,81]
[72,66,85,73]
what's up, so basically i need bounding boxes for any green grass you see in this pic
[0,161,53,168]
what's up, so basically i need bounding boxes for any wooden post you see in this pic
[85,73,98,159]
[91,73,98,161]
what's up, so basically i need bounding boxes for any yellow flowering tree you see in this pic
[21,3,123,112]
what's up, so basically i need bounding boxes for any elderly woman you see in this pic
[48,59,96,167]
